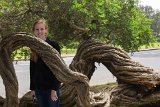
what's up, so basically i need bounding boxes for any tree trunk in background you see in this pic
[1,33,160,107]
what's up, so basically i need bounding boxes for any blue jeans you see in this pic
[35,89,60,107]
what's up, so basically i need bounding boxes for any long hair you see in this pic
[31,18,48,62]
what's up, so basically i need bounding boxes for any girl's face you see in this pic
[33,23,48,40]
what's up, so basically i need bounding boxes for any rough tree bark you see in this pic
[0,33,90,107]
[0,33,160,107]
[70,39,160,107]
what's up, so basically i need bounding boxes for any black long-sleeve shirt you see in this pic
[30,38,61,91]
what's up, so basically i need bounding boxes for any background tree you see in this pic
[151,11,160,37]
[0,0,155,52]
[140,5,160,38]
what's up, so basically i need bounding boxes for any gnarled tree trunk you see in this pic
[0,33,90,107]
[70,39,160,107]
[0,33,160,107]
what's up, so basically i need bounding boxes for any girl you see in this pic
[30,19,61,107]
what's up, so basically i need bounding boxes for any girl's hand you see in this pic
[51,90,58,101]
[31,90,35,97]
[31,90,36,101]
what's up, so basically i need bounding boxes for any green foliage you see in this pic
[0,0,156,52]
[140,5,160,38]
[71,0,155,52]
[105,0,155,52]
[61,48,76,55]
[11,47,30,60]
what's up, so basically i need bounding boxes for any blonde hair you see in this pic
[31,19,49,62]
[32,19,49,35]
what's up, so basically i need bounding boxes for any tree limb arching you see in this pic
[0,32,90,107]
[1,33,160,107]
[69,39,160,107]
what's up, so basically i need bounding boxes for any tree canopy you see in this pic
[140,5,160,37]
[0,0,156,52]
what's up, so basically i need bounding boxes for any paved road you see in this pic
[128,49,160,69]
[0,49,160,98]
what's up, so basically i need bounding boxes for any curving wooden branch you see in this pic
[71,40,160,89]
[0,33,90,107]
[69,39,160,106]
[1,33,160,107]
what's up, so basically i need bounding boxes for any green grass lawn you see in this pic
[90,82,117,92]
[12,42,160,60]
[139,42,160,50]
